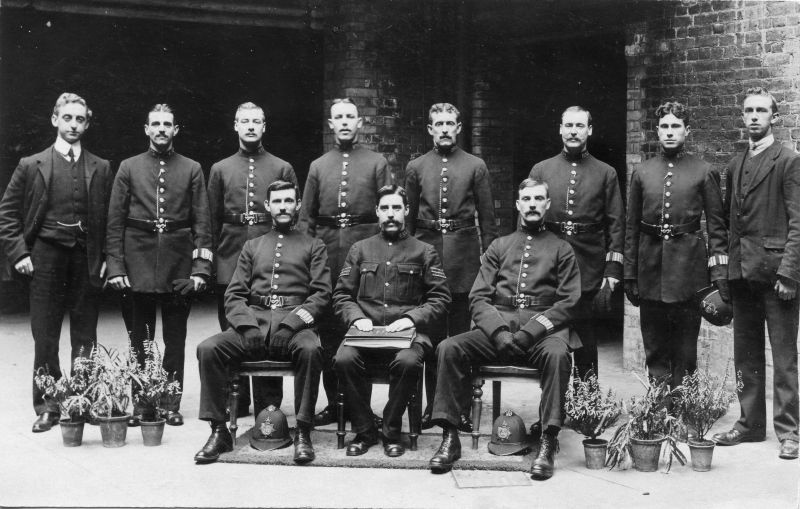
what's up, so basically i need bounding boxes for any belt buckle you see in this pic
[438,219,451,232]
[154,221,167,233]
[268,294,284,309]
[660,223,673,240]
[338,216,351,228]
[243,212,256,226]
[562,222,576,236]
[515,294,528,309]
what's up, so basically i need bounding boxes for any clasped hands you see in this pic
[492,329,533,359]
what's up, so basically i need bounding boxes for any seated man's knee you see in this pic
[392,348,423,375]
[197,334,222,362]
[332,346,361,374]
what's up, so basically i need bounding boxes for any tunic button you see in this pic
[567,210,574,215]
[525,245,531,250]
[527,236,532,240]
[524,253,530,258]
[343,153,349,158]
[388,243,392,246]
[341,202,347,207]
[385,282,390,287]
[442,167,448,172]
[249,182,254,187]
[159,178,165,183]
[343,161,349,167]
[249,166,255,170]
[523,264,529,268]
[667,172,673,177]
[276,253,281,257]
[273,284,278,289]
[277,243,282,248]
[668,163,674,168]
[386,261,391,265]
[569,189,575,194]
[249,192,254,197]
[159,161,165,165]
[249,202,255,206]
[442,158,448,163]
[442,187,448,192]
[441,209,447,214]
[274,274,279,279]
[665,191,671,197]
[522,273,527,277]
[341,192,347,196]
[664,213,670,219]
[665,203,671,208]
[570,179,576,184]
[571,170,577,175]
[521,283,527,288]
[159,208,165,213]
[569,200,574,205]
[384,304,389,308]
[442,198,448,203]
[159,187,165,193]
[159,197,165,203]
[342,181,348,186]
[249,173,254,178]
[664,235,670,240]
[342,171,348,176]
[666,182,672,187]
[278,235,284,238]
[340,213,347,217]
[274,263,280,267]
[571,163,577,167]
[442,177,448,182]
[249,158,254,163]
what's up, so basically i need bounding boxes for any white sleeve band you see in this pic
[192,248,214,262]
[534,314,554,332]
[296,308,314,325]
[605,251,624,263]
[708,255,728,267]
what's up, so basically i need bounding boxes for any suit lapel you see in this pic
[36,147,54,191]
[744,143,781,196]
[84,151,98,193]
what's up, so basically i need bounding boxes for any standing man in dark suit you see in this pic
[624,101,728,388]
[713,87,800,460]
[106,104,213,427]
[405,102,497,429]
[0,92,112,432]
[428,179,581,480]
[529,106,625,380]
[298,98,392,425]
[208,102,298,417]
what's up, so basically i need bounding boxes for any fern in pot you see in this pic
[33,355,94,446]
[86,344,134,447]
[129,339,182,446]
[564,368,622,469]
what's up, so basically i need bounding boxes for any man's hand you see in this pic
[353,318,374,332]
[775,277,798,301]
[624,280,640,307]
[511,330,534,352]
[241,327,264,356]
[191,275,207,292]
[268,326,293,359]
[603,276,620,292]
[99,262,107,279]
[108,275,131,290]
[386,317,414,332]
[14,256,33,276]
[593,285,614,313]
[714,279,731,303]
[172,278,195,296]
[492,330,525,358]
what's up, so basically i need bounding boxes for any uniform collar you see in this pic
[660,148,686,161]
[749,134,774,157]
[518,221,545,235]
[381,227,409,241]
[335,140,358,152]
[561,148,589,162]
[54,136,81,161]
[435,145,459,156]
[149,147,175,159]
[239,145,265,157]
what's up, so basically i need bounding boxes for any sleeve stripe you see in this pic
[296,308,314,325]
[605,251,624,263]
[708,255,729,267]
[535,314,554,332]
[193,248,213,262]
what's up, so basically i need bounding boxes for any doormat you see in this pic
[217,427,537,471]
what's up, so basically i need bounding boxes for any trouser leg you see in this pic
[319,308,345,406]
[160,293,191,411]
[527,332,572,429]
[384,341,427,440]
[764,285,800,442]
[425,293,471,413]
[289,329,323,425]
[130,292,158,415]
[572,291,598,378]
[668,300,700,389]
[119,288,134,335]
[333,345,374,433]
[731,280,767,437]
[66,245,99,367]
[639,300,671,382]
[197,329,250,422]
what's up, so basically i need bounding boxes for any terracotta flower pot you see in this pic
[583,438,608,469]
[140,418,166,446]
[97,414,129,448]
[59,419,85,447]
[629,435,664,472]
[688,439,715,472]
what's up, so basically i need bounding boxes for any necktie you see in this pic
[67,148,75,164]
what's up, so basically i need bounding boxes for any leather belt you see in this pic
[248,294,306,309]
[416,218,474,232]
[545,221,603,236]
[223,212,270,226]
[126,217,190,233]
[640,219,700,240]
[316,215,376,228]
[494,295,555,310]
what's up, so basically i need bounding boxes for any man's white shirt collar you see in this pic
[54,137,82,161]
[749,134,774,157]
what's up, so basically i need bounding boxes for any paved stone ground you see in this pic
[0,298,797,509]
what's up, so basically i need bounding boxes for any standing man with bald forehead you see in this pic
[208,101,297,417]
[529,105,625,381]
[298,98,392,425]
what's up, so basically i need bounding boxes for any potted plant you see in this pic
[564,368,622,469]
[86,344,134,447]
[33,355,93,447]
[129,339,182,446]
[674,361,742,471]
[606,374,686,472]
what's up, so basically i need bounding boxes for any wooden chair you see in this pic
[469,365,541,450]
[228,360,295,442]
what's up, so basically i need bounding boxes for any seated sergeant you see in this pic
[428,179,581,481]
[333,185,451,457]
[194,180,330,465]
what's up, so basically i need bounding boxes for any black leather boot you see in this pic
[194,422,233,464]
[294,424,315,464]
[530,431,559,480]
[429,426,461,474]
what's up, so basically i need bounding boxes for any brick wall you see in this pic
[623,0,800,390]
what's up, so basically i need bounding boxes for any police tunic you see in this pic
[529,151,624,292]
[208,147,297,285]
[405,147,498,293]
[106,149,213,293]
[624,152,728,302]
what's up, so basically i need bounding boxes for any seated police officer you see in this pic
[333,185,451,457]
[194,180,330,464]
[428,179,581,480]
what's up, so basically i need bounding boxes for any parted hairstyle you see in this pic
[655,101,691,127]
[330,97,357,116]
[147,103,175,122]
[518,178,550,199]
[376,184,409,207]
[428,103,460,124]
[266,180,300,201]
[744,86,778,114]
[561,105,592,126]
[53,93,92,122]
[235,102,265,122]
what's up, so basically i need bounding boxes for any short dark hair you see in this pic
[744,87,778,114]
[561,105,592,126]
[330,97,358,117]
[655,101,691,127]
[376,184,408,207]
[518,178,549,199]
[266,180,299,201]
[53,92,92,122]
[428,103,460,124]
[147,103,175,123]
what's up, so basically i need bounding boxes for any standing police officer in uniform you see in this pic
[194,180,329,465]
[208,102,297,417]
[405,102,497,429]
[298,98,392,425]
[529,106,624,379]
[0,93,112,433]
[624,101,728,388]
[333,185,451,457]
[428,179,580,480]
[106,104,213,427]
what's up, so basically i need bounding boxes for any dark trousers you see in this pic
[425,292,471,411]
[334,338,429,440]
[731,280,799,442]
[29,239,99,414]
[572,291,599,379]
[319,307,349,408]
[640,299,701,389]
[431,328,572,430]
[197,328,322,425]
[216,285,283,413]
[130,291,192,412]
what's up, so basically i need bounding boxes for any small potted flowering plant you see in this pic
[129,339,182,446]
[34,355,93,446]
[564,368,622,469]
[86,344,135,447]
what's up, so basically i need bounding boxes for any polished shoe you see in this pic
[346,428,379,456]
[127,414,142,427]
[530,433,559,481]
[383,437,405,457]
[457,413,473,433]
[529,421,542,441]
[779,439,799,460]
[712,428,765,446]
[314,406,337,427]
[429,426,461,473]
[32,412,59,433]
[293,426,315,464]
[165,411,184,426]
[194,423,233,464]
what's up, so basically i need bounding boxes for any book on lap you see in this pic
[342,326,416,349]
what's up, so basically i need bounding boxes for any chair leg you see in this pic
[471,379,484,450]
[336,383,346,449]
[408,375,422,451]
[492,380,501,423]
[229,378,241,443]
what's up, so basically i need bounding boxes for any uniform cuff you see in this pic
[193,248,214,262]
[707,255,728,267]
